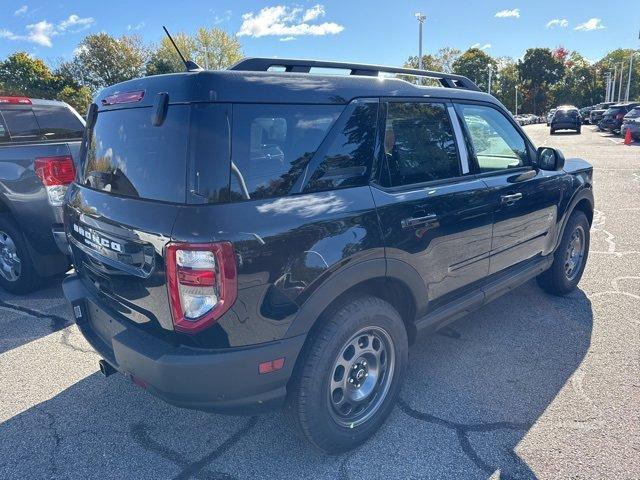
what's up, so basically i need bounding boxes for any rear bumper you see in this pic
[62,274,307,414]
[551,121,580,130]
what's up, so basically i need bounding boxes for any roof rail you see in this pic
[229,58,481,92]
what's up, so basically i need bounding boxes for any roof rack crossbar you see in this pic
[229,58,480,91]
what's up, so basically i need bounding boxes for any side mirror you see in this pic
[536,147,565,171]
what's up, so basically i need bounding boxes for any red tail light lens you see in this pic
[34,155,76,206]
[165,242,237,334]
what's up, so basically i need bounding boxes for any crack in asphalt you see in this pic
[131,416,259,480]
[0,298,71,333]
[33,405,63,479]
[397,399,531,479]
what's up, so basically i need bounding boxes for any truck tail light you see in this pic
[34,155,76,206]
[165,242,237,334]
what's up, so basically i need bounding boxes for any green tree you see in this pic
[452,48,497,92]
[57,85,93,116]
[517,48,564,114]
[594,49,640,102]
[494,59,519,113]
[68,33,148,91]
[146,28,242,75]
[551,51,599,107]
[0,52,58,97]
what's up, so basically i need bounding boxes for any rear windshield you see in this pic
[33,104,84,140]
[81,106,189,203]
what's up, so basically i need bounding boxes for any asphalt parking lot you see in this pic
[0,123,638,479]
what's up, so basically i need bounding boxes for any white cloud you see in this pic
[495,8,520,18]
[58,14,95,32]
[280,36,296,42]
[302,5,324,22]
[546,18,569,28]
[471,43,492,50]
[574,18,605,31]
[14,5,28,16]
[1,13,95,48]
[127,21,145,31]
[237,4,344,38]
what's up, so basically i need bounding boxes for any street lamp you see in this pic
[414,13,426,70]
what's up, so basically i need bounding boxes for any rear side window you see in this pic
[230,104,342,201]
[382,101,460,187]
[81,106,189,203]
[1,108,41,141]
[33,105,84,140]
[304,101,378,193]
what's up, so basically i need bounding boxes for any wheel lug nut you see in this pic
[362,361,367,366]
[349,378,354,383]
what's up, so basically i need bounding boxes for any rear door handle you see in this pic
[401,214,438,229]
[500,193,523,205]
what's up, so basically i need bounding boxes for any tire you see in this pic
[537,211,589,296]
[286,295,408,453]
[0,214,41,294]
[576,127,581,134]
[550,129,555,135]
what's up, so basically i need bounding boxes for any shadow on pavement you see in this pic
[0,281,593,479]
[0,277,72,355]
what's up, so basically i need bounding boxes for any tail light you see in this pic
[165,242,237,334]
[34,155,76,206]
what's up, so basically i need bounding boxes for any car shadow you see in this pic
[0,276,72,355]
[0,281,593,479]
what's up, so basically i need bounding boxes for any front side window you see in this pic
[230,104,342,201]
[457,104,529,173]
[383,101,460,187]
[0,108,41,141]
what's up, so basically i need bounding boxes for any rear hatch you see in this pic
[553,109,579,122]
[66,87,192,335]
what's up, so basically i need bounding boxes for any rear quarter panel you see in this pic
[171,186,384,347]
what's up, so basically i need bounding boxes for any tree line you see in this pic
[405,46,639,114]
[0,28,243,115]
[0,28,637,116]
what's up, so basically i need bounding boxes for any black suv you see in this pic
[62,59,594,453]
[550,105,581,134]
[600,102,640,134]
[0,97,84,293]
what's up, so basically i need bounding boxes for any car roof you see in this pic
[94,69,502,111]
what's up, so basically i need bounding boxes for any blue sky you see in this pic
[1,1,639,66]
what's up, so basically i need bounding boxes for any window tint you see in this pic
[457,104,529,173]
[383,102,460,187]
[1,108,41,141]
[81,106,189,203]
[304,102,378,193]
[33,105,84,140]
[230,104,342,201]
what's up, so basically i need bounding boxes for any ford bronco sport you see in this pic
[62,58,593,453]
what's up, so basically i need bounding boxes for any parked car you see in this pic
[546,109,556,126]
[589,102,616,128]
[579,106,594,124]
[621,106,640,141]
[550,105,581,134]
[62,58,594,453]
[0,97,84,293]
[600,102,640,135]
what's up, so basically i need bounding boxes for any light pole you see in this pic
[414,13,426,70]
[618,62,624,102]
[611,65,617,102]
[487,66,492,94]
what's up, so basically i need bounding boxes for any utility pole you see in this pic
[414,13,426,70]
[626,52,635,102]
[618,62,624,102]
